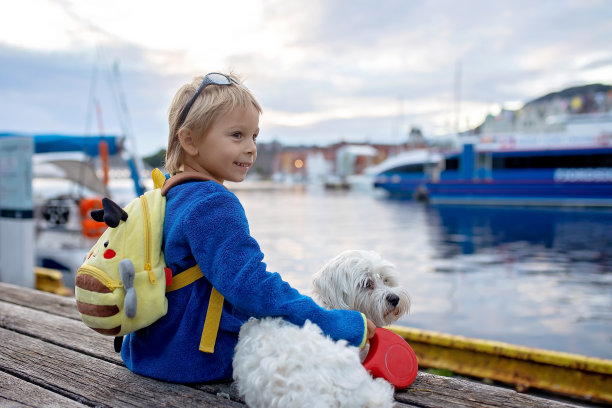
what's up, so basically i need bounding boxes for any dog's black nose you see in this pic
[386,293,400,307]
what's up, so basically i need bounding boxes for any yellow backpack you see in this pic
[75,169,223,353]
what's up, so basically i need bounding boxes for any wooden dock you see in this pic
[0,282,591,407]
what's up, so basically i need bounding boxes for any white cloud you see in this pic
[0,0,611,152]
[0,0,84,50]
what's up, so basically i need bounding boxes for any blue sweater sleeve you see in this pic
[181,187,366,347]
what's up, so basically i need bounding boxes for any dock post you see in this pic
[0,137,35,288]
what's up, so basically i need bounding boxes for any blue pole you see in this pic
[460,144,475,180]
[127,158,145,196]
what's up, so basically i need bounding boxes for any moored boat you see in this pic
[374,113,612,206]
[372,149,443,200]
[0,132,146,291]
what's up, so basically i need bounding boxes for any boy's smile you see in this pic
[234,161,252,168]
[183,103,260,184]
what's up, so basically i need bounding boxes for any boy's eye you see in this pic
[232,132,242,139]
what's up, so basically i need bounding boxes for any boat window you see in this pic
[445,158,459,170]
[389,164,425,173]
[492,153,612,169]
[477,153,492,170]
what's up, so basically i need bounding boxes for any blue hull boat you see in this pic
[374,114,612,207]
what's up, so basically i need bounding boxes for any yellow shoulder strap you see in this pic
[152,168,166,189]
[166,265,203,292]
[157,171,224,354]
[199,287,224,353]
[165,265,225,354]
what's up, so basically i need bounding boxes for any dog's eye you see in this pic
[364,279,375,290]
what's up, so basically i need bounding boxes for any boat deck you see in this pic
[0,282,589,407]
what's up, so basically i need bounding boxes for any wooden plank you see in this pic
[394,373,584,408]
[0,299,119,364]
[0,301,254,405]
[0,282,79,320]
[0,371,87,407]
[0,327,244,407]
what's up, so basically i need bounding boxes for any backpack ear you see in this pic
[98,197,128,228]
[90,209,104,222]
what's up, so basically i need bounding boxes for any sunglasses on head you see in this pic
[178,72,241,127]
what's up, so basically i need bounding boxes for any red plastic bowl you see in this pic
[362,327,418,389]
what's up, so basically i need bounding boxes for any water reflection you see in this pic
[235,188,612,359]
[429,205,612,263]
[420,204,612,358]
[426,205,612,283]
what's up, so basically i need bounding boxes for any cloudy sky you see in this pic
[1,0,611,156]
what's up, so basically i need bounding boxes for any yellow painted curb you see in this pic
[388,325,612,404]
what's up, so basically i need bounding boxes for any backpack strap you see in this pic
[160,171,215,196]
[199,287,224,353]
[166,265,203,292]
[156,169,226,354]
[156,170,227,354]
[165,265,224,353]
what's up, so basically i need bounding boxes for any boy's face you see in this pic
[192,104,259,184]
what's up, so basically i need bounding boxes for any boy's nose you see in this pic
[246,139,257,153]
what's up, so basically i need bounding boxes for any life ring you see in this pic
[79,198,106,238]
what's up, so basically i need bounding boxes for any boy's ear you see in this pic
[178,128,198,156]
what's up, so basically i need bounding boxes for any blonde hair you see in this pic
[165,73,262,175]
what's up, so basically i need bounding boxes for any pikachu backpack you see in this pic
[75,169,224,353]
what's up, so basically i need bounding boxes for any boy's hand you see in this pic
[366,318,376,339]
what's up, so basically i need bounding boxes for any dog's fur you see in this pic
[233,250,410,408]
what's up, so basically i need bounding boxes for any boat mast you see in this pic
[82,62,110,198]
[86,49,145,197]
[109,60,145,196]
[454,60,462,135]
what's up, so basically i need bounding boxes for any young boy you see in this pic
[120,72,374,382]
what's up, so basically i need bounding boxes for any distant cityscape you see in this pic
[473,83,612,135]
[137,83,612,182]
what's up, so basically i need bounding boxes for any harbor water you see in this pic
[234,184,612,360]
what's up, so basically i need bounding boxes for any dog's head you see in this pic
[311,250,410,327]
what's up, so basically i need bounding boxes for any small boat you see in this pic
[372,149,443,200]
[374,113,612,206]
[0,132,146,291]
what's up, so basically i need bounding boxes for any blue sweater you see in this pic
[121,180,367,383]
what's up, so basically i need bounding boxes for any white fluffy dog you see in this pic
[233,250,411,408]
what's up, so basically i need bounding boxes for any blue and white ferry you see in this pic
[374,113,612,206]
